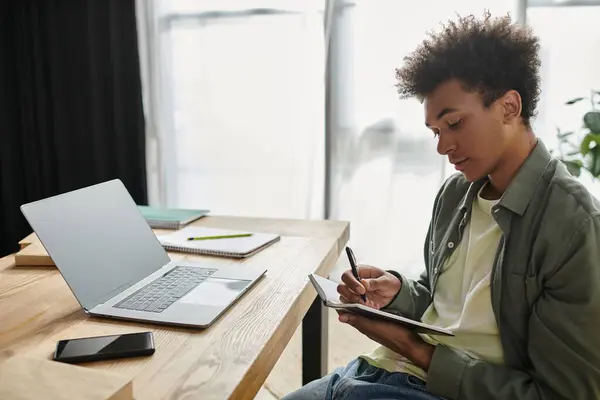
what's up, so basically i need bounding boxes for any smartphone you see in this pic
[53,331,155,364]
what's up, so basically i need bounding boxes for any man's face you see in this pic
[423,79,512,182]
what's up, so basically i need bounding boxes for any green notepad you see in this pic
[137,206,209,229]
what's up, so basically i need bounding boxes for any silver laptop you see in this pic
[20,179,266,328]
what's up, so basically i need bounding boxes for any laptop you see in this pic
[20,179,267,328]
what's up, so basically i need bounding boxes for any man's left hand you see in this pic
[338,311,436,371]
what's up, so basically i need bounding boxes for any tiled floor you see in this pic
[255,385,280,400]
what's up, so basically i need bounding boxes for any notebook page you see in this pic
[311,274,343,304]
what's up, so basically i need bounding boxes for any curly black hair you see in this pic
[395,11,541,127]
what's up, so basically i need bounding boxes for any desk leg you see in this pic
[302,297,328,385]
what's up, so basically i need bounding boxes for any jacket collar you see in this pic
[458,139,553,216]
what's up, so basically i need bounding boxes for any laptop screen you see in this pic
[20,180,171,310]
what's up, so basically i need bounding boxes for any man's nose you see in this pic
[436,132,457,156]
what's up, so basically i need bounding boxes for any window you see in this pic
[141,1,600,278]
[152,0,326,218]
[528,4,600,197]
[328,1,516,278]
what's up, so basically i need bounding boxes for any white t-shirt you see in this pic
[361,186,504,380]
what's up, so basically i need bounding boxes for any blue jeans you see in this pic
[282,358,445,400]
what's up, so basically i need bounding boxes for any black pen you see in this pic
[345,246,367,302]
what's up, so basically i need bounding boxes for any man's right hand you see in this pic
[337,265,401,310]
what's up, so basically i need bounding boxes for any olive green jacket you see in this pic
[385,140,600,399]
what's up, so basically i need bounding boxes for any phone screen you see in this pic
[54,331,154,363]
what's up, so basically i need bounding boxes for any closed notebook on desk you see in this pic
[157,227,280,258]
[14,241,54,266]
[137,206,209,229]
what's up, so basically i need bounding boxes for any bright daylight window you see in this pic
[528,4,600,198]
[155,0,326,219]
[146,0,600,279]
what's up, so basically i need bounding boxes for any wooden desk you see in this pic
[0,215,349,399]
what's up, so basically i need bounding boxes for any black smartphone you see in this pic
[53,331,155,364]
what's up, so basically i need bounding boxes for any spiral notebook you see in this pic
[157,226,280,258]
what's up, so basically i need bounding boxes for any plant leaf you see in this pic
[584,111,600,132]
[580,133,600,156]
[589,147,600,177]
[566,97,585,105]
[562,159,582,177]
[557,131,574,139]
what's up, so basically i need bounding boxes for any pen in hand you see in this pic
[345,246,367,302]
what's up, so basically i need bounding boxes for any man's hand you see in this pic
[337,265,401,309]
[338,312,436,371]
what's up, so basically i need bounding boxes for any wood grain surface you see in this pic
[0,355,133,400]
[0,216,349,400]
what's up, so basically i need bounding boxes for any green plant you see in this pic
[555,90,600,178]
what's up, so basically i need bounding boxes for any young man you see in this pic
[283,12,600,400]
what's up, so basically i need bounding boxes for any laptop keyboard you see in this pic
[114,266,217,313]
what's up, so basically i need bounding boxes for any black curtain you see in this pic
[0,1,147,257]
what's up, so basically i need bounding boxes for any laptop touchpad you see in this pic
[179,277,251,306]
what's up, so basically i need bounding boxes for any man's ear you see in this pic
[500,90,522,124]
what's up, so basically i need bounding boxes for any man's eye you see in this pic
[448,119,462,129]
[432,129,440,138]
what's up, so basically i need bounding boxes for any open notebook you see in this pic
[309,273,453,336]
[157,227,280,258]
